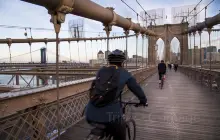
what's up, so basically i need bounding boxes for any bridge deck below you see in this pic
[59,71,220,140]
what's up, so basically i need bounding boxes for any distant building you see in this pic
[128,55,145,63]
[132,55,142,59]
[97,50,104,60]
[89,50,106,67]
[206,52,220,62]
[207,46,217,52]
[89,59,106,67]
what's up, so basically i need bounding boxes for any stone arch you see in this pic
[148,22,188,65]
[170,37,180,63]
[156,38,165,62]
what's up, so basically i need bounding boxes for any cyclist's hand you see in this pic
[144,102,148,107]
[141,102,148,107]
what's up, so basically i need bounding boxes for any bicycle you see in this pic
[85,101,148,140]
[159,74,165,89]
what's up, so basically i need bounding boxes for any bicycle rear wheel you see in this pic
[126,119,136,140]
[160,79,164,89]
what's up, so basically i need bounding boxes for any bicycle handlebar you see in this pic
[82,102,148,117]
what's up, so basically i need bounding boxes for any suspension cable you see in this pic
[135,0,151,18]
[187,0,203,17]
[121,0,145,20]
[0,24,123,34]
[188,0,214,22]
[0,48,40,61]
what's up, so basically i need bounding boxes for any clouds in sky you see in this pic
[0,0,219,62]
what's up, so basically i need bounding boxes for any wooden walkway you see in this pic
[60,71,220,140]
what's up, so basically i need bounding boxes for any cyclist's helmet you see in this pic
[161,60,164,63]
[108,49,126,63]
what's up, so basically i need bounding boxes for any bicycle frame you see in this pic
[86,101,147,140]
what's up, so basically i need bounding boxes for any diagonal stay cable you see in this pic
[121,0,145,20]
[188,0,215,22]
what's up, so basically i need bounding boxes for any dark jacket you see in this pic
[85,66,147,123]
[158,63,166,73]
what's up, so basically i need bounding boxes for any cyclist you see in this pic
[85,49,147,140]
[168,63,172,71]
[158,60,167,84]
[174,63,178,72]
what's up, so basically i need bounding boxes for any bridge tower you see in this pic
[148,23,188,65]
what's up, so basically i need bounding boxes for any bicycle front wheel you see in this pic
[126,119,136,140]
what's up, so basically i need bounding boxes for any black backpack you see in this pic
[89,66,120,107]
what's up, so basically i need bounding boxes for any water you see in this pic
[0,75,53,87]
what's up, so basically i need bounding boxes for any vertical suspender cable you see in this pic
[85,41,88,62]
[136,34,138,69]
[77,41,80,62]
[91,40,93,60]
[68,41,72,62]
[55,31,60,140]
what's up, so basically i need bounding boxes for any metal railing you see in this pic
[179,66,220,92]
[0,67,156,140]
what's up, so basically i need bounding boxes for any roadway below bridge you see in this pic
[59,71,220,140]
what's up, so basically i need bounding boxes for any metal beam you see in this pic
[21,0,156,36]
[184,13,220,34]
[0,35,134,44]
[0,71,96,76]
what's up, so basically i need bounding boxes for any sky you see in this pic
[0,0,219,62]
